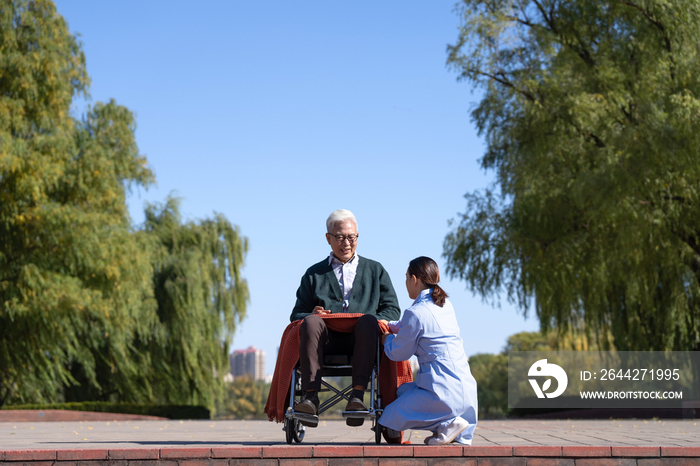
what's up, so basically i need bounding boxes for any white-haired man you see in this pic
[290,209,401,427]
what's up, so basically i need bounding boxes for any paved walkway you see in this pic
[2,418,699,449]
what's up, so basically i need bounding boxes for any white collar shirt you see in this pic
[328,253,359,312]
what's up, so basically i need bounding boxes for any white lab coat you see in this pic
[381,289,478,444]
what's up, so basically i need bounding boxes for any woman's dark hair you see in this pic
[407,256,448,307]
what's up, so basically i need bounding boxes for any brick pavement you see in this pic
[1,419,699,465]
[0,410,167,422]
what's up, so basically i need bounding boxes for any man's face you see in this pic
[326,220,358,263]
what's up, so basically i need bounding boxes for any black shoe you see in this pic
[344,397,367,427]
[295,398,318,415]
[295,392,319,427]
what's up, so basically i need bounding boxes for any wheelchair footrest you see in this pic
[290,412,319,428]
[342,410,374,419]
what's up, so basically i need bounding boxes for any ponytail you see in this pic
[431,284,448,307]
[407,256,448,307]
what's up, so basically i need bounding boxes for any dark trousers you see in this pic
[298,314,381,391]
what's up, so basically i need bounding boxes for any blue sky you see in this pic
[54,0,540,376]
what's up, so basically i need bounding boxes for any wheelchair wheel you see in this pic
[293,419,305,443]
[285,418,294,444]
[285,417,305,444]
[374,410,382,444]
[374,392,382,444]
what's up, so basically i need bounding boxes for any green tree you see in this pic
[218,377,269,419]
[469,353,508,418]
[470,331,552,419]
[444,0,700,351]
[0,0,156,405]
[139,197,249,410]
[61,197,250,411]
[0,0,249,409]
[503,331,551,352]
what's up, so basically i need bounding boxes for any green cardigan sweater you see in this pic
[290,255,401,322]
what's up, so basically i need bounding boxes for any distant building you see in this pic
[230,346,266,381]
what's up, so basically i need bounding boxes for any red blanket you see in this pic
[264,314,413,443]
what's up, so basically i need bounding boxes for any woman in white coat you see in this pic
[379,256,478,445]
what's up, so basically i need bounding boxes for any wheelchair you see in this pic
[283,337,384,444]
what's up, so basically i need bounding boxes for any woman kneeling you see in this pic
[379,256,478,445]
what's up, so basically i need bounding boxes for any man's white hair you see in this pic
[326,209,358,233]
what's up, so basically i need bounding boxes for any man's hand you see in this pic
[312,306,330,315]
[378,319,388,326]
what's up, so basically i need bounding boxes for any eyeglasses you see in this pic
[329,233,359,244]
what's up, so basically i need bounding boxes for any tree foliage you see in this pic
[0,0,248,409]
[139,197,249,408]
[470,331,551,419]
[469,352,509,418]
[469,330,599,418]
[444,0,700,351]
[217,377,269,420]
[0,0,155,405]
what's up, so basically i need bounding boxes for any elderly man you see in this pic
[290,209,400,427]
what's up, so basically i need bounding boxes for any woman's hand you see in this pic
[381,331,390,346]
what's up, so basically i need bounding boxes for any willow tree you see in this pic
[0,0,249,408]
[0,0,156,405]
[444,0,700,351]
[140,197,249,409]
